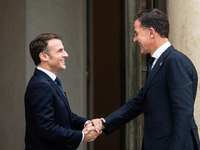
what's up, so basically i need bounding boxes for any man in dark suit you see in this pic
[25,33,103,150]
[96,9,200,149]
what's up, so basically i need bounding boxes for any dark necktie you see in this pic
[55,77,66,97]
[147,57,155,77]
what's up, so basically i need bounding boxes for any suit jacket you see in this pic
[25,69,87,150]
[104,46,200,150]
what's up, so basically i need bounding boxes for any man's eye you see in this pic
[134,33,138,37]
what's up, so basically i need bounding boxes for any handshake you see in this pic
[82,118,106,142]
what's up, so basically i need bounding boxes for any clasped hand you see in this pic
[82,118,105,142]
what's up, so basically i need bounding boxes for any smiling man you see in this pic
[98,9,200,150]
[24,33,102,150]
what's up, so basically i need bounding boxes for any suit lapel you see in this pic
[49,79,72,112]
[48,77,73,124]
[34,69,72,113]
[141,46,174,99]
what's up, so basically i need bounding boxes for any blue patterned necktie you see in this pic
[147,57,155,77]
[55,77,66,97]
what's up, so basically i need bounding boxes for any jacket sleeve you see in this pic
[103,89,144,135]
[166,53,198,149]
[71,112,88,130]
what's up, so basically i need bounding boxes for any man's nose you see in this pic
[133,36,137,43]
[63,50,69,57]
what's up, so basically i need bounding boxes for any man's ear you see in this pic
[39,52,49,62]
[149,28,155,38]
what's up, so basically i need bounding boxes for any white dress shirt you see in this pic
[37,66,56,81]
[151,41,171,69]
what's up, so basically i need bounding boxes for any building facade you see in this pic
[0,0,199,150]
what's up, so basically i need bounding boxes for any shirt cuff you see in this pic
[81,131,84,143]
[84,120,91,127]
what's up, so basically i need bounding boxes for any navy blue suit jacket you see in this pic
[104,46,200,150]
[25,69,87,150]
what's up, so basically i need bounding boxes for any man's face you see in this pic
[46,39,68,75]
[133,20,151,55]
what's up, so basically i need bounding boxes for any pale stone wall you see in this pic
[167,0,200,135]
[0,0,87,149]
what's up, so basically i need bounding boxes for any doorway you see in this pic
[87,0,124,149]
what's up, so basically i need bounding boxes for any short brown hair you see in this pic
[29,33,62,66]
[134,9,169,38]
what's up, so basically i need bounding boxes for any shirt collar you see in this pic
[37,66,57,81]
[152,41,171,59]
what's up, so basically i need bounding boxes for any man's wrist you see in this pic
[84,120,91,127]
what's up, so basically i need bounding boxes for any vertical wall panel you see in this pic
[167,0,200,136]
[0,0,26,149]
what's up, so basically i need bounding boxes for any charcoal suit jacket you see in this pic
[25,69,87,150]
[104,46,200,150]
